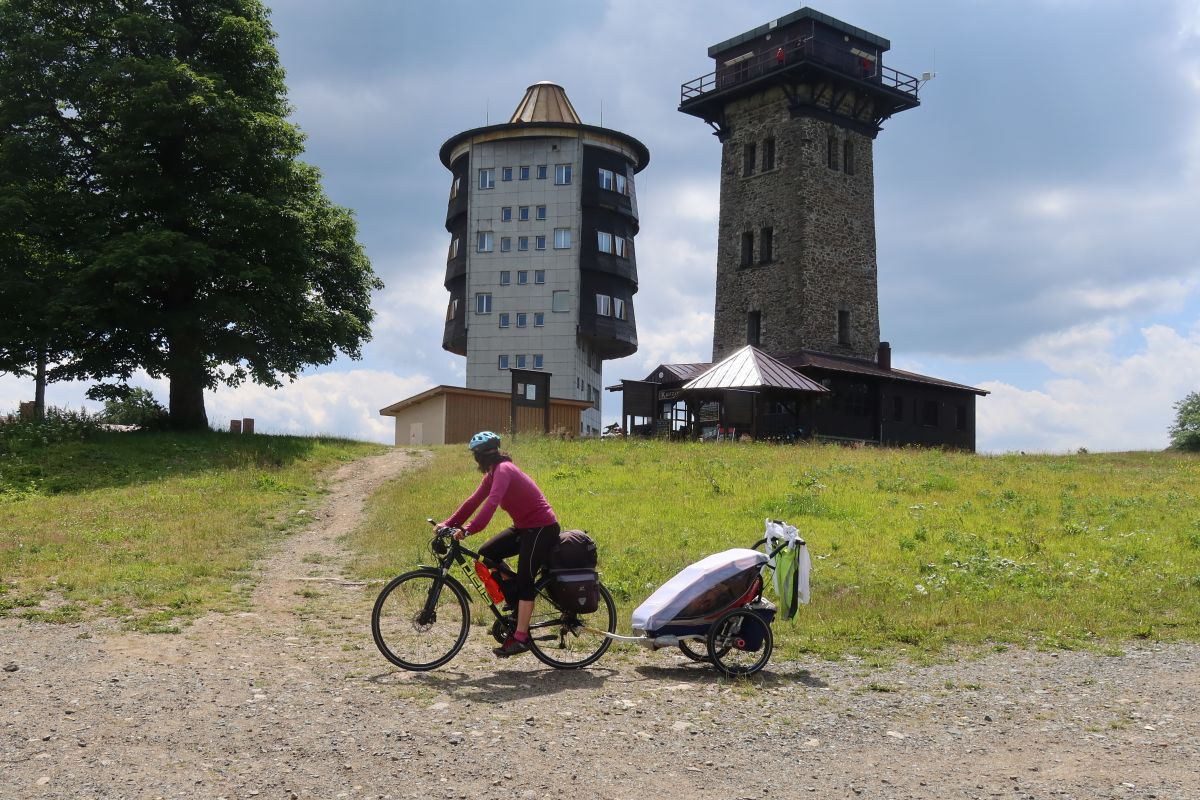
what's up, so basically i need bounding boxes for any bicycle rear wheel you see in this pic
[527,583,616,669]
[371,569,470,671]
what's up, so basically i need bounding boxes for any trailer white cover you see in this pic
[631,548,767,632]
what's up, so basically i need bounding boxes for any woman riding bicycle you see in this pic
[440,431,559,657]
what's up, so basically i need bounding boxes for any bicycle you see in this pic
[371,519,616,671]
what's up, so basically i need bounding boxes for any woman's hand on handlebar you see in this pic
[452,528,468,541]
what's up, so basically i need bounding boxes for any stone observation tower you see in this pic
[678,7,921,362]
[439,82,649,435]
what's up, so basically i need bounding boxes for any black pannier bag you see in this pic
[550,529,597,570]
[548,569,600,613]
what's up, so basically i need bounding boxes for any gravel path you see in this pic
[2,449,1198,800]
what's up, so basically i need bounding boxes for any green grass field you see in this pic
[350,437,1200,660]
[0,429,382,631]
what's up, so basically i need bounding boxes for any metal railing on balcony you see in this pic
[680,36,919,104]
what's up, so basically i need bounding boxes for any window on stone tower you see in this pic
[740,231,754,267]
[759,227,773,263]
[837,310,850,344]
[746,311,761,347]
[479,168,495,189]
[843,140,855,176]
[827,136,838,171]
[743,142,756,177]
[762,137,776,171]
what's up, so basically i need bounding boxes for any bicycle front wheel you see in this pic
[527,583,616,669]
[371,569,470,671]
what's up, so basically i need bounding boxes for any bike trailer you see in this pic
[631,548,768,634]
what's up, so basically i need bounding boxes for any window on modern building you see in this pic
[479,168,495,189]
[519,165,530,180]
[616,173,627,195]
[747,310,761,346]
[533,354,544,369]
[759,227,773,263]
[501,206,512,222]
[499,270,511,285]
[536,205,546,220]
[614,297,627,321]
[518,236,529,251]
[502,167,513,182]
[519,206,529,221]
[597,231,613,254]
[554,228,571,249]
[515,354,526,369]
[514,312,526,328]
[614,236,626,258]
[536,164,548,180]
[922,400,939,428]
[535,235,546,250]
[743,141,756,177]
[477,231,493,252]
[827,136,838,170]
[837,309,850,344]
[955,405,967,431]
[595,294,612,316]
[498,355,509,370]
[445,298,459,321]
[534,270,545,284]
[500,237,511,252]
[450,176,460,199]
[475,293,492,314]
[552,290,569,312]
[555,164,572,185]
[448,237,459,259]
[893,396,904,422]
[517,270,528,285]
[598,168,614,191]
[763,137,776,171]
[534,312,545,326]
[843,139,855,176]
[499,312,510,328]
[740,231,754,267]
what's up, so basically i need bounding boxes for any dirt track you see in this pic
[2,449,1198,800]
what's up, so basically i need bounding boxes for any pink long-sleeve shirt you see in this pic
[443,461,557,535]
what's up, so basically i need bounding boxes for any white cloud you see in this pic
[978,322,1200,452]
[1,369,431,444]
[203,369,431,443]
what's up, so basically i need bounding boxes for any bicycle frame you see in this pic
[417,533,512,627]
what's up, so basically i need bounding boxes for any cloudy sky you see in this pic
[4,0,1200,452]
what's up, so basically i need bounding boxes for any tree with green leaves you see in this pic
[0,0,381,429]
[1169,391,1200,452]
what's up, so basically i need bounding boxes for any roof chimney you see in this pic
[876,341,891,371]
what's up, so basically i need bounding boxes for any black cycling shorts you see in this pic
[477,522,561,602]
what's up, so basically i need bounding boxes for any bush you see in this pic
[1169,391,1200,452]
[0,406,102,455]
[99,387,168,427]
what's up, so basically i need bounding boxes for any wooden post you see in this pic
[230,419,242,433]
[241,418,255,434]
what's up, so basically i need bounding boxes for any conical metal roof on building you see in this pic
[683,346,828,393]
[509,81,581,124]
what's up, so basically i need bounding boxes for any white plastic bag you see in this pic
[631,548,768,632]
[764,519,811,617]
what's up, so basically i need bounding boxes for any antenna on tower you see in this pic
[600,98,604,127]
[485,98,490,125]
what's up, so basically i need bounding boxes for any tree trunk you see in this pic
[167,329,209,430]
[34,344,46,421]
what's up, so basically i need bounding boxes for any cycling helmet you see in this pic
[468,431,501,452]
